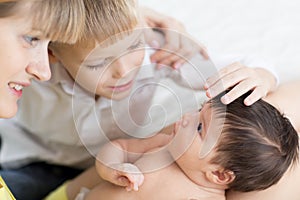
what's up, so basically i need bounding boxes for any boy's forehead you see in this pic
[86,29,144,61]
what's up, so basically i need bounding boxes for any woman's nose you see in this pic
[26,46,51,81]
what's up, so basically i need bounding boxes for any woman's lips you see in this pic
[8,82,29,98]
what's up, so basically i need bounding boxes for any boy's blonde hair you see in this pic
[0,0,86,44]
[55,0,139,49]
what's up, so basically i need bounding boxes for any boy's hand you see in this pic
[141,7,209,69]
[103,163,144,192]
[204,62,277,106]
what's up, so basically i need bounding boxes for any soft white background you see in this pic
[140,0,300,82]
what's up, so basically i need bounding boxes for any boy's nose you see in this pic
[112,57,133,79]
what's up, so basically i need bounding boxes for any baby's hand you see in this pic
[108,163,144,192]
[204,62,277,106]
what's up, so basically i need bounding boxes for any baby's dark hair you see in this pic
[209,91,299,192]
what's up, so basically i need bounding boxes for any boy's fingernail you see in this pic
[204,82,209,89]
[244,99,251,106]
[157,63,165,69]
[221,95,230,104]
[150,40,160,49]
[206,89,211,98]
[174,63,181,69]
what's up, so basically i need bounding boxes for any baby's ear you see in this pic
[206,168,235,187]
[48,49,59,64]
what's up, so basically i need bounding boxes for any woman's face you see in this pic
[0,15,51,118]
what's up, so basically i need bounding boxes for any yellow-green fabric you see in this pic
[44,182,68,200]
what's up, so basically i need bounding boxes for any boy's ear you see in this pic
[48,49,59,64]
[206,168,235,187]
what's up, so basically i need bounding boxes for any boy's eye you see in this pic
[197,123,202,134]
[86,59,110,70]
[128,40,144,50]
[86,63,105,70]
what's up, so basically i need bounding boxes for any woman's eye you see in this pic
[197,123,202,134]
[23,35,39,46]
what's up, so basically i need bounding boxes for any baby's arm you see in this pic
[96,133,173,191]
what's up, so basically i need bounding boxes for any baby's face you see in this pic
[169,102,224,184]
[56,29,146,100]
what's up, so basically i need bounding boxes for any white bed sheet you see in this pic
[141,0,300,82]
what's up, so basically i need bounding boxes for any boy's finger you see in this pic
[156,48,192,69]
[205,62,243,88]
[206,66,256,98]
[220,80,254,104]
[244,86,267,106]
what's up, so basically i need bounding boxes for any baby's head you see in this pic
[209,92,299,192]
[50,0,145,100]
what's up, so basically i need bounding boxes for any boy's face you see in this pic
[55,29,145,100]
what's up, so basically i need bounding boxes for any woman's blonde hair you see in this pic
[0,0,86,44]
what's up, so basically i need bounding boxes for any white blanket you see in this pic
[141,0,300,82]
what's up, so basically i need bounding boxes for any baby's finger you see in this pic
[127,174,144,191]
[125,184,133,192]
[117,176,131,187]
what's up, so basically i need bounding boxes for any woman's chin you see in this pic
[0,102,18,118]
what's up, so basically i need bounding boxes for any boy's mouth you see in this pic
[109,80,133,92]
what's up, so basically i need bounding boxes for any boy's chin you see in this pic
[108,91,132,101]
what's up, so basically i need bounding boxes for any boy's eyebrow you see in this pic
[130,31,144,44]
